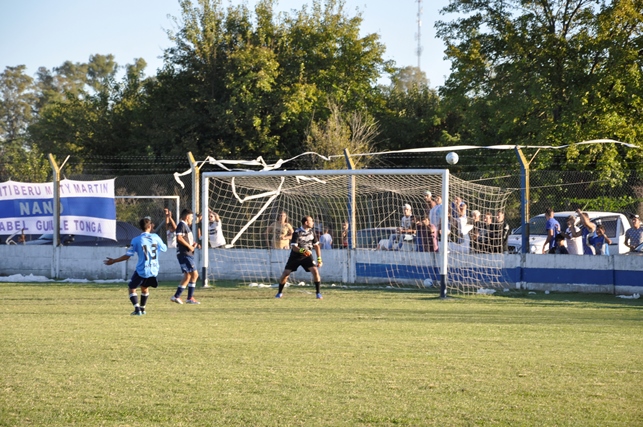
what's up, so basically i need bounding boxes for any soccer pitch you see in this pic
[1,282,641,426]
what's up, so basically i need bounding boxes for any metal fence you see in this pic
[2,152,642,237]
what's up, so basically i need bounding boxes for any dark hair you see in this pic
[545,207,554,216]
[139,217,153,231]
[180,208,193,219]
[554,233,565,242]
[301,215,312,225]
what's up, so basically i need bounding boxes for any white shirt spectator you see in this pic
[564,225,583,255]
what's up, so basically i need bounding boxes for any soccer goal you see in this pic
[201,169,512,295]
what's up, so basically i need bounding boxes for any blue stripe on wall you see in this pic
[356,263,520,283]
[523,268,613,286]
[614,270,643,287]
[355,263,640,287]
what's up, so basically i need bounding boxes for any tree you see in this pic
[304,101,379,169]
[28,56,157,173]
[0,65,49,182]
[389,66,429,93]
[436,0,643,176]
[373,67,449,166]
[0,66,36,143]
[146,0,388,160]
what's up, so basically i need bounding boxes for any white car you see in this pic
[507,211,631,254]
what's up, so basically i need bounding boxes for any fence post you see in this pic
[48,154,61,248]
[48,154,61,279]
[187,152,206,287]
[515,147,530,255]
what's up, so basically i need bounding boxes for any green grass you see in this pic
[1,282,642,426]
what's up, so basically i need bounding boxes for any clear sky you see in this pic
[0,0,452,88]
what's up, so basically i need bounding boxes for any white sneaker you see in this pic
[170,296,183,304]
[202,284,211,288]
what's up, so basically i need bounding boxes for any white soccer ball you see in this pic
[446,152,459,165]
[423,278,433,287]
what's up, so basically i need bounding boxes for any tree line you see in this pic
[1,0,642,182]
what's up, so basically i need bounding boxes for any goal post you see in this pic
[201,168,511,294]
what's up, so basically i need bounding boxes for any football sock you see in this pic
[140,292,149,309]
[129,292,138,307]
[278,282,285,293]
[314,282,321,294]
[175,285,186,298]
[187,282,196,299]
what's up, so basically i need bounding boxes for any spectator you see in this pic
[165,208,177,249]
[341,221,349,248]
[319,228,333,250]
[563,215,583,255]
[399,204,416,234]
[429,195,443,238]
[450,196,463,242]
[491,211,511,253]
[208,211,226,248]
[451,196,462,221]
[313,216,324,238]
[541,207,561,254]
[416,216,438,252]
[588,222,612,255]
[469,210,482,253]
[480,212,494,253]
[452,199,468,244]
[388,204,416,250]
[423,190,435,218]
[624,214,643,252]
[549,233,569,254]
[576,209,597,254]
[266,211,294,249]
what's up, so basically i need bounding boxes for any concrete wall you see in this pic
[0,246,641,294]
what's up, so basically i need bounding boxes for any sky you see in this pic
[0,0,452,88]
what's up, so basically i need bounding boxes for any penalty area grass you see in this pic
[0,281,642,426]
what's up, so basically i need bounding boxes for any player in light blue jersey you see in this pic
[104,217,168,315]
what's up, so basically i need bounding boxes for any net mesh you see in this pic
[204,171,513,294]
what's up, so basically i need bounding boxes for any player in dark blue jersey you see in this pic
[275,216,323,299]
[170,208,200,304]
[104,217,168,315]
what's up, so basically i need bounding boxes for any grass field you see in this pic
[1,281,642,426]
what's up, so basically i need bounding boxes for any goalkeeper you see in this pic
[275,215,324,299]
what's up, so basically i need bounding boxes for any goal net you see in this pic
[201,169,512,295]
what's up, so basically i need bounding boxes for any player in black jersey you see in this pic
[275,216,323,299]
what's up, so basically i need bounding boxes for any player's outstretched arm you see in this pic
[104,255,130,266]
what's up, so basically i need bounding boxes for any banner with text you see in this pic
[0,179,116,239]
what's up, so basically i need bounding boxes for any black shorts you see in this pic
[284,255,315,273]
[128,271,159,289]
